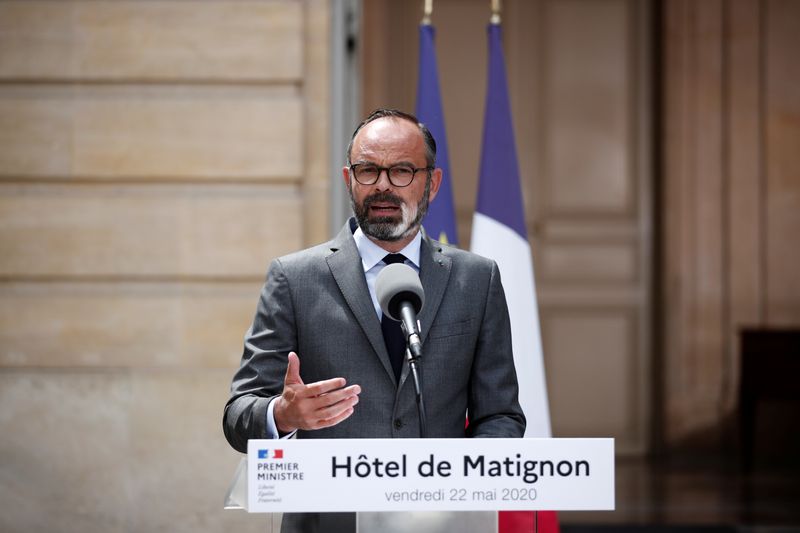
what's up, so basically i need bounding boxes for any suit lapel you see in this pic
[326,222,397,384]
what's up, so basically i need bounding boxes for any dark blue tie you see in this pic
[381,253,407,381]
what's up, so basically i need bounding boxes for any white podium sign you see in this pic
[247,438,614,513]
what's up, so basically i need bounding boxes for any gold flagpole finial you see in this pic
[422,0,433,25]
[490,0,501,24]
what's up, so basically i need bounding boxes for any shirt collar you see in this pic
[353,226,422,272]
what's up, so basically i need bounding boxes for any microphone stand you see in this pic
[403,324,427,438]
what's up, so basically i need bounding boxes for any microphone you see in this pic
[375,263,425,359]
[376,262,428,437]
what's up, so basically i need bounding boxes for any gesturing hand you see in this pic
[273,351,361,434]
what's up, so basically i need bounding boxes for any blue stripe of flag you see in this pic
[416,24,458,246]
[475,24,527,240]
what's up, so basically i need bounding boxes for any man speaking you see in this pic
[223,109,525,530]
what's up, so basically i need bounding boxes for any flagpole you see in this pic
[422,0,433,26]
[490,0,501,24]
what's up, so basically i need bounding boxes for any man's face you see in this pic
[343,117,441,244]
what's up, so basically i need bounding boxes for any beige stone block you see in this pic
[0,1,303,81]
[0,183,302,277]
[0,370,262,533]
[0,282,264,368]
[0,372,132,532]
[0,91,73,176]
[127,370,262,533]
[0,86,302,179]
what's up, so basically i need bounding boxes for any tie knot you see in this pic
[383,253,407,266]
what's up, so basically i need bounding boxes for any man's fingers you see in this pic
[306,385,360,412]
[299,377,353,398]
[315,405,356,429]
[313,392,360,423]
[279,369,361,431]
[286,385,360,430]
[284,351,303,386]
[304,386,360,417]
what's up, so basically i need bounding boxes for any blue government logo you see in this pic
[258,449,269,459]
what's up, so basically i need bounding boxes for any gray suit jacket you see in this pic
[223,218,525,453]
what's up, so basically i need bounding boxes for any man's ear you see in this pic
[342,166,351,188]
[427,167,443,203]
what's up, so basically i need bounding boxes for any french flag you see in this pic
[416,21,458,245]
[470,22,558,533]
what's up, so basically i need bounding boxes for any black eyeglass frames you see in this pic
[349,163,433,187]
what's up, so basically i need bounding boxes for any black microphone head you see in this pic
[375,263,425,321]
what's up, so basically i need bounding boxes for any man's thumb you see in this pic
[284,351,303,385]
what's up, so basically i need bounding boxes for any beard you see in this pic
[349,178,431,242]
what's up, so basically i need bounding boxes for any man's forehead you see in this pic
[352,117,424,153]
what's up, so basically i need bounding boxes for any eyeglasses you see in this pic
[349,163,433,188]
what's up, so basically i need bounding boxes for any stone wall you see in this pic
[0,1,329,530]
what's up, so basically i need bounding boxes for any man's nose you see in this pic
[374,168,393,189]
